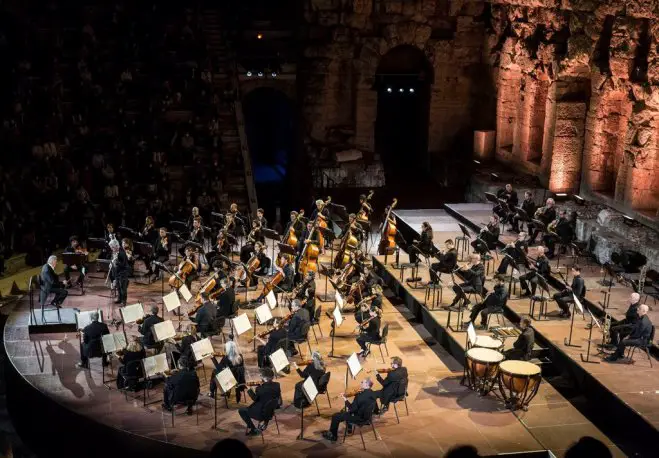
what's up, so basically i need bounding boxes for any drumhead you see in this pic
[500,360,541,376]
[466,347,504,363]
[475,336,503,349]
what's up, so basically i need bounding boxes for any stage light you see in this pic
[473,160,481,165]
[387,87,392,93]
[490,173,500,182]
[409,88,415,93]
[399,88,404,93]
[257,33,263,40]
[257,71,263,77]
[246,71,252,77]
[623,215,638,227]
[553,192,570,201]
[271,72,277,77]
[573,195,585,205]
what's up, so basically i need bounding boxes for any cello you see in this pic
[357,190,374,222]
[378,198,398,255]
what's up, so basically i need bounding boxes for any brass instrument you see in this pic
[603,314,611,345]
[547,218,558,234]
[534,206,546,219]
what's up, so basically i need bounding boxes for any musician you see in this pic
[357,307,381,358]
[553,266,585,318]
[494,183,518,222]
[471,215,500,253]
[276,253,295,292]
[138,305,163,349]
[161,362,200,414]
[321,378,378,442]
[122,238,135,277]
[468,275,508,328]
[251,241,271,277]
[182,245,201,291]
[358,194,373,220]
[206,231,231,274]
[338,213,364,242]
[511,191,536,233]
[109,239,130,306]
[529,198,556,244]
[102,223,119,259]
[180,217,204,256]
[152,227,170,278]
[173,327,198,370]
[216,277,237,328]
[238,367,282,437]
[256,318,287,368]
[298,220,320,254]
[255,207,268,229]
[610,293,641,345]
[187,206,204,233]
[116,336,146,391]
[497,232,529,275]
[430,239,458,277]
[292,351,326,408]
[287,299,311,356]
[354,289,381,324]
[63,236,87,288]
[76,311,110,369]
[240,220,263,263]
[141,216,158,245]
[408,221,433,265]
[311,199,330,222]
[302,284,316,319]
[605,304,653,362]
[504,318,535,361]
[447,253,485,310]
[295,270,316,300]
[519,246,550,297]
[372,356,407,414]
[543,210,574,258]
[190,292,217,337]
[286,210,305,239]
[209,341,246,401]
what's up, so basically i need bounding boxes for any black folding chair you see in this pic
[366,324,390,363]
[343,403,379,450]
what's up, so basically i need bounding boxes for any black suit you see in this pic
[519,256,550,295]
[357,315,381,352]
[257,327,287,368]
[40,263,68,306]
[409,230,433,264]
[80,320,110,366]
[190,301,217,337]
[469,284,508,325]
[63,245,87,284]
[174,334,198,370]
[152,236,170,277]
[139,314,163,348]
[431,248,457,276]
[553,275,585,315]
[209,355,246,400]
[497,240,528,274]
[544,217,573,257]
[610,301,641,344]
[163,369,200,410]
[529,207,556,243]
[494,189,518,222]
[117,349,146,390]
[239,381,282,431]
[375,367,408,407]
[288,308,310,346]
[111,249,130,304]
[293,363,326,408]
[505,327,535,361]
[472,223,500,252]
[512,198,537,232]
[329,389,378,437]
[450,263,485,307]
[612,315,653,359]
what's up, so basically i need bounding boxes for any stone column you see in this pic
[353,78,377,153]
[619,110,659,210]
[495,69,522,163]
[518,75,550,163]
[548,102,587,193]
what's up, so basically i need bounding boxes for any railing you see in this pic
[312,169,336,192]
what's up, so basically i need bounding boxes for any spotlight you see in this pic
[490,173,500,182]
[553,192,570,201]
[257,33,263,40]
[246,71,252,77]
[573,195,585,206]
[409,88,415,93]
[473,160,481,165]
[399,88,404,93]
[386,87,392,93]
[623,215,638,227]
[257,72,263,77]
[271,72,277,78]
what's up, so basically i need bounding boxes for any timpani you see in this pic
[472,335,504,351]
[463,348,504,396]
[497,360,541,411]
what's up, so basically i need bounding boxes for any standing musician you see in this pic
[408,221,434,265]
[609,293,641,345]
[138,305,163,349]
[287,299,311,356]
[189,292,217,337]
[238,367,282,437]
[468,275,508,328]
[76,311,110,369]
[357,193,373,221]
[356,307,381,358]
[511,191,536,233]
[471,215,500,253]
[430,239,458,278]
[321,378,378,442]
[311,199,331,250]
[187,207,204,233]
[372,356,408,414]
[493,183,519,223]
[529,198,556,244]
[241,220,263,263]
[298,220,320,255]
[292,351,327,408]
[40,256,68,308]
[447,253,485,310]
[208,341,246,401]
[285,210,305,240]
[553,266,585,318]
[63,235,88,288]
[497,232,529,275]
[161,360,200,414]
[519,246,550,297]
[605,304,653,362]
[152,227,171,279]
[109,239,130,306]
[102,223,119,259]
[256,318,288,368]
[543,210,573,258]
[337,213,364,243]
[141,216,158,245]
[122,238,135,277]
[180,217,204,256]
[503,318,535,361]
[216,277,238,331]
[255,207,268,229]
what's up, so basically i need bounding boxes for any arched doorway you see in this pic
[374,45,433,181]
[242,87,296,221]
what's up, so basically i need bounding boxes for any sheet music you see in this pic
[216,367,237,394]
[333,306,344,327]
[335,291,345,310]
[179,284,193,303]
[255,303,273,325]
[101,332,127,353]
[232,313,252,336]
[573,294,584,314]
[76,310,103,330]
[163,291,182,312]
[120,303,144,324]
[266,290,277,310]
[142,353,169,378]
[347,352,362,379]
[152,320,176,342]
[269,348,290,373]
[467,322,477,346]
[191,337,214,361]
[302,376,319,404]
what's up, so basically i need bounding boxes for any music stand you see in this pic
[118,226,139,240]
[597,262,616,289]
[484,192,498,204]
[153,261,172,308]
[170,220,188,234]
[405,244,424,288]
[580,308,601,364]
[317,226,335,268]
[133,241,154,284]
[447,283,467,332]
[168,232,186,264]
[318,264,335,303]
[62,253,87,294]
[530,219,546,242]
[564,288,583,348]
[426,268,443,310]
[263,228,281,271]
[390,230,408,269]
[515,207,530,231]
[456,223,472,261]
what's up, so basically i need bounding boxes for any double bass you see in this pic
[298,220,320,276]
[357,190,374,222]
[333,215,361,269]
[316,197,331,249]
[281,209,304,266]
[378,199,398,255]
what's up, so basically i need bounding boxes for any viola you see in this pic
[378,198,398,255]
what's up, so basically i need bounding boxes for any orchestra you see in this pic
[510,191,536,233]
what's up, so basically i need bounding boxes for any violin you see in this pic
[376,368,395,374]
[208,286,226,301]
[378,198,398,255]
[238,381,263,388]
[297,359,315,366]
[335,388,362,399]
[195,272,219,305]
[74,246,89,256]
[290,276,312,299]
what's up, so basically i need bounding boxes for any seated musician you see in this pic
[519,246,550,297]
[162,356,200,414]
[447,253,485,310]
[408,221,433,265]
[182,245,201,291]
[122,238,135,278]
[173,326,198,370]
[468,275,508,328]
[543,210,573,258]
[206,230,231,274]
[605,304,653,362]
[190,292,218,337]
[302,285,316,319]
[287,299,311,356]
[256,318,288,368]
[255,207,268,229]
[216,277,237,327]
[152,227,170,279]
[504,318,535,361]
[141,216,158,245]
[63,235,87,288]
[76,311,110,369]
[298,220,320,255]
[187,206,204,233]
[321,378,378,442]
[208,341,246,402]
[354,291,381,324]
[241,220,263,263]
[511,191,537,233]
[252,241,271,277]
[356,307,382,358]
[372,356,408,414]
[276,254,295,292]
[609,293,641,345]
[494,183,518,223]
[431,239,458,278]
[553,266,585,318]
[117,336,146,391]
[238,367,282,437]
[471,215,500,253]
[292,351,326,408]
[286,210,305,240]
[529,198,556,244]
[180,217,204,256]
[109,239,130,305]
[497,232,529,275]
[138,305,163,349]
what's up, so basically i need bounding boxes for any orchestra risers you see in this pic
[28,308,77,334]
